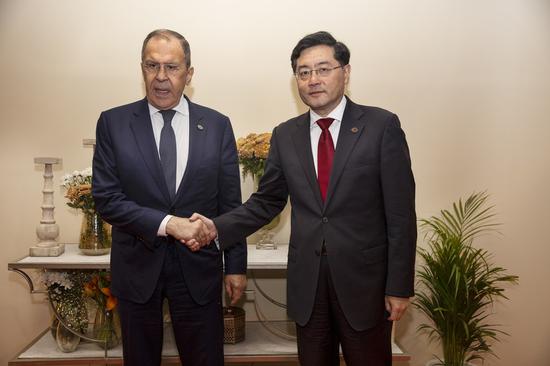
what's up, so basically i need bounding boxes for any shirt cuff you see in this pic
[215,236,220,250]
[158,215,173,236]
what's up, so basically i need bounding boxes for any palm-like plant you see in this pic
[415,192,518,366]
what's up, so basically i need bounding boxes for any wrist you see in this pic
[166,216,177,237]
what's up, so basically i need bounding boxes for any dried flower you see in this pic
[61,167,95,212]
[237,132,271,181]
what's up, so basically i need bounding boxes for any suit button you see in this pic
[322,217,328,223]
[315,249,321,256]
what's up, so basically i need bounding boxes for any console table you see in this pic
[8,244,410,364]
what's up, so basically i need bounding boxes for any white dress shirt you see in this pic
[147,97,190,236]
[309,96,347,176]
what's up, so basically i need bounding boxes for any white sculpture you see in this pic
[30,157,65,257]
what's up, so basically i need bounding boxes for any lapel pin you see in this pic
[351,127,359,133]
[197,124,204,131]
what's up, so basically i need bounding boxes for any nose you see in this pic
[155,65,168,81]
[308,71,321,86]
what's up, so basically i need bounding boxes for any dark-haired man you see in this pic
[193,31,416,365]
[92,29,246,366]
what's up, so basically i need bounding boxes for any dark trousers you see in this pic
[118,244,224,366]
[296,255,392,366]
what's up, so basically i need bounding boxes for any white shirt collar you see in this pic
[147,95,189,118]
[309,96,347,128]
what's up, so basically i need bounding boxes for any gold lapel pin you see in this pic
[351,127,359,133]
[197,124,204,131]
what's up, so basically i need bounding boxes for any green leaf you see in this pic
[414,192,518,364]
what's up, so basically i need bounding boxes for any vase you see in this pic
[253,176,281,250]
[93,308,121,350]
[55,322,80,352]
[79,210,111,255]
[50,315,59,340]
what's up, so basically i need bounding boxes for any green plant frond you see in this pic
[414,191,518,364]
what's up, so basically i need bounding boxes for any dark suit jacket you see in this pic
[214,98,416,330]
[92,96,246,305]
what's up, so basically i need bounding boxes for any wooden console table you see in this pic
[8,244,410,364]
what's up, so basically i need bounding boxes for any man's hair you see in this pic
[141,29,191,68]
[290,31,350,72]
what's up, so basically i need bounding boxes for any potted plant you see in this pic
[415,192,519,366]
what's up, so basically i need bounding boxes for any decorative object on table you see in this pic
[223,306,245,344]
[84,271,121,350]
[62,168,111,255]
[43,270,88,352]
[55,321,81,352]
[237,132,280,250]
[414,192,519,366]
[49,315,59,340]
[30,157,65,256]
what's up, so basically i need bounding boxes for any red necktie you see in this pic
[317,118,335,202]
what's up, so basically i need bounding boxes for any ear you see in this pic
[186,67,195,85]
[343,64,351,85]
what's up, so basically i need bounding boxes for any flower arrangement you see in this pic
[84,271,117,311]
[43,270,88,334]
[236,132,271,181]
[61,168,94,213]
[62,167,111,255]
[84,270,121,349]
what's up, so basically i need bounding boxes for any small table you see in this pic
[8,244,410,364]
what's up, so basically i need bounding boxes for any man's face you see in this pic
[141,36,194,110]
[295,45,350,117]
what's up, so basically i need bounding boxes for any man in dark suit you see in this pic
[193,31,416,366]
[92,29,247,366]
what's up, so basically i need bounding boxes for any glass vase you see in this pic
[55,322,80,353]
[79,210,111,255]
[93,308,121,350]
[50,315,59,340]
[253,176,280,250]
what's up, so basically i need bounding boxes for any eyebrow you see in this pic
[297,61,332,70]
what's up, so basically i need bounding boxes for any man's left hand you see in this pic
[385,295,410,321]
[224,274,247,305]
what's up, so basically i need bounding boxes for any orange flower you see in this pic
[83,271,118,311]
[84,282,96,297]
[106,295,118,311]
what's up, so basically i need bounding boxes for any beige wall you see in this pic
[2,0,550,364]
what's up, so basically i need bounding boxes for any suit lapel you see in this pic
[324,100,365,208]
[129,99,172,204]
[173,97,205,203]
[291,113,324,211]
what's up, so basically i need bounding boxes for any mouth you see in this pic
[308,90,325,97]
[153,86,171,97]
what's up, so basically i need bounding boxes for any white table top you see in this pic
[9,243,289,270]
[18,321,407,360]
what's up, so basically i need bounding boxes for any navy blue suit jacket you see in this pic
[92,96,246,305]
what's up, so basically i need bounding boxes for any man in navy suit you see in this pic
[193,31,416,366]
[92,29,247,366]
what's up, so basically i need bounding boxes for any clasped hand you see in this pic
[166,214,218,252]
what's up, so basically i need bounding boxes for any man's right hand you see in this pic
[166,217,210,251]
[189,213,218,240]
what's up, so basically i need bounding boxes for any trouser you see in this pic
[296,255,392,366]
[118,244,224,366]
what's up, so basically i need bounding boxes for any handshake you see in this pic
[166,213,218,251]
